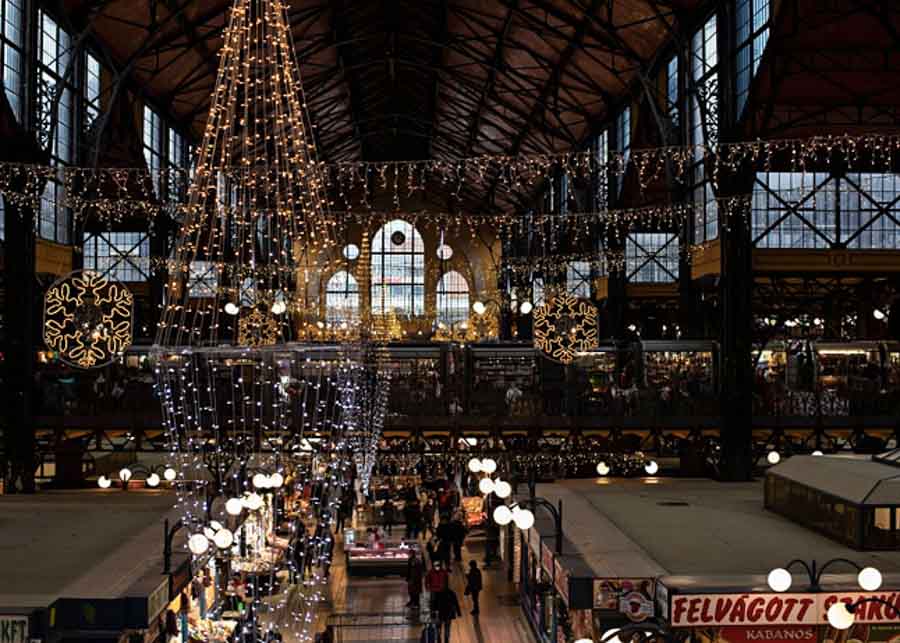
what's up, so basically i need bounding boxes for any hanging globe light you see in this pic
[188,533,210,556]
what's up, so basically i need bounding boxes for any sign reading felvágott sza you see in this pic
[0,617,28,643]
[670,592,900,627]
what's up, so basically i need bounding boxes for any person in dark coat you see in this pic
[448,514,466,563]
[382,498,397,535]
[464,560,483,615]
[435,537,452,567]
[422,499,436,537]
[434,588,461,643]
[404,499,422,539]
[406,553,424,609]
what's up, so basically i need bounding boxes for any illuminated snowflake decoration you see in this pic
[237,308,280,347]
[43,270,134,368]
[532,294,599,364]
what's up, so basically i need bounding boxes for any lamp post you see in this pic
[492,468,564,554]
[826,596,900,630]
[766,558,883,593]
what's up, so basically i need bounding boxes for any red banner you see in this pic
[670,592,900,627]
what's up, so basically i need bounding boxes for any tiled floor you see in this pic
[303,531,535,643]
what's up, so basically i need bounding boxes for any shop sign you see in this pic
[670,592,900,628]
[620,590,654,623]
[593,578,655,615]
[0,617,27,643]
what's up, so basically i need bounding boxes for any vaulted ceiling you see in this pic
[63,0,694,208]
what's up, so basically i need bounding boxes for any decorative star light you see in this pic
[237,308,280,347]
[532,293,598,364]
[43,270,133,369]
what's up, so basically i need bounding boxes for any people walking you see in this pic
[448,513,466,563]
[434,588,461,643]
[406,553,424,609]
[422,498,436,537]
[464,560,483,615]
[424,561,449,612]
[382,498,397,535]
[404,499,422,539]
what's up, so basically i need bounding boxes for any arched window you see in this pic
[325,271,359,323]
[371,219,425,316]
[436,271,469,326]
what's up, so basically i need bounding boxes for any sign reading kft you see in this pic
[670,592,900,627]
[0,617,28,643]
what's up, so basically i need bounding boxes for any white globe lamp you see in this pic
[596,462,610,476]
[644,460,659,476]
[519,301,534,315]
[252,473,269,489]
[473,301,486,316]
[812,450,824,456]
[514,508,535,530]
[481,458,497,475]
[603,630,622,643]
[478,478,495,495]
[119,467,133,483]
[146,473,161,488]
[224,302,240,316]
[213,529,234,549]
[226,497,244,516]
[767,568,792,593]
[163,467,177,481]
[97,475,111,489]
[188,533,210,556]
[269,472,284,488]
[827,602,855,630]
[494,480,512,499]
[493,505,513,526]
[468,458,482,473]
[767,451,781,465]
[858,567,882,592]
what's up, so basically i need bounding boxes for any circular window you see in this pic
[436,244,453,260]
[342,244,360,260]
[390,230,407,247]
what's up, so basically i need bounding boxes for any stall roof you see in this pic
[768,455,900,505]
[532,478,900,580]
[0,490,179,610]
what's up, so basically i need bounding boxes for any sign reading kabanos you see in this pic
[670,592,900,627]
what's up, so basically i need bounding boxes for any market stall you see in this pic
[345,539,420,577]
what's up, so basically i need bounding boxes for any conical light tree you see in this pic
[157,0,336,347]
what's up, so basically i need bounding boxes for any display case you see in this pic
[345,540,419,577]
[460,496,485,528]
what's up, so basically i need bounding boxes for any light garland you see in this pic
[0,134,894,227]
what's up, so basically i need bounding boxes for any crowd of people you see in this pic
[314,469,484,643]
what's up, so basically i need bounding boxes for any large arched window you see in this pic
[436,271,469,326]
[325,271,359,323]
[371,219,425,316]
